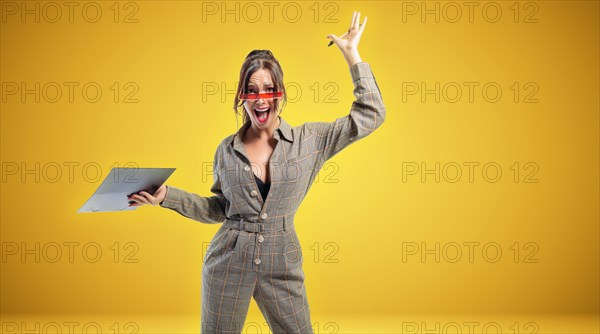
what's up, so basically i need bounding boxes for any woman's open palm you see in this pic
[327,11,367,52]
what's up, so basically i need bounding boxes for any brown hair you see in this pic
[233,50,287,125]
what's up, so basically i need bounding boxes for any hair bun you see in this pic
[247,49,274,59]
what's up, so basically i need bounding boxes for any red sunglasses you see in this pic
[239,91,283,101]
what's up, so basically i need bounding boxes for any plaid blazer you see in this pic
[160,62,386,224]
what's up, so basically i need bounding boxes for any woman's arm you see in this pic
[159,146,228,224]
[159,186,227,224]
[306,61,386,162]
[307,11,385,162]
[130,147,227,224]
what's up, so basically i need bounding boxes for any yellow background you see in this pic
[1,0,598,332]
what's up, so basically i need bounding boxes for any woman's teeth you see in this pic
[254,107,270,122]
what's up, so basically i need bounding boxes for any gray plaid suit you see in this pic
[160,62,386,333]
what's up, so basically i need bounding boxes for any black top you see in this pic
[253,173,270,202]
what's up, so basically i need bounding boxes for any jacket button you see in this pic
[261,212,268,219]
[258,235,264,243]
[251,190,258,197]
[244,165,250,171]
[254,258,261,264]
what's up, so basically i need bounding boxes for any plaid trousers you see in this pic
[160,62,386,333]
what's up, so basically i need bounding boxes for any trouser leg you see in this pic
[253,228,313,334]
[254,272,313,333]
[201,227,256,333]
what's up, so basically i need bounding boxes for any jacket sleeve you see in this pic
[305,62,386,162]
[159,146,228,224]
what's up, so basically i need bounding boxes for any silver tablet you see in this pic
[78,167,176,213]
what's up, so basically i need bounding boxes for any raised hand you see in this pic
[326,11,367,65]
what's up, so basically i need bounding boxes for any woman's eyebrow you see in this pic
[248,83,274,88]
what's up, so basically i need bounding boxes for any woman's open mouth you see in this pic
[254,106,270,123]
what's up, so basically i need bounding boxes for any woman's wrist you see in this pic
[344,49,362,68]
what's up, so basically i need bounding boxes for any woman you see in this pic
[128,11,385,334]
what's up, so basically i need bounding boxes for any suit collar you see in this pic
[227,116,294,148]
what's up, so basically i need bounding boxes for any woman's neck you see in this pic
[245,116,280,142]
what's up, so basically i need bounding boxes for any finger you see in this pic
[349,11,356,31]
[139,191,157,204]
[360,16,367,33]
[128,198,141,206]
[139,191,154,199]
[354,12,360,30]
[131,194,151,205]
[326,33,339,43]
[129,195,148,205]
